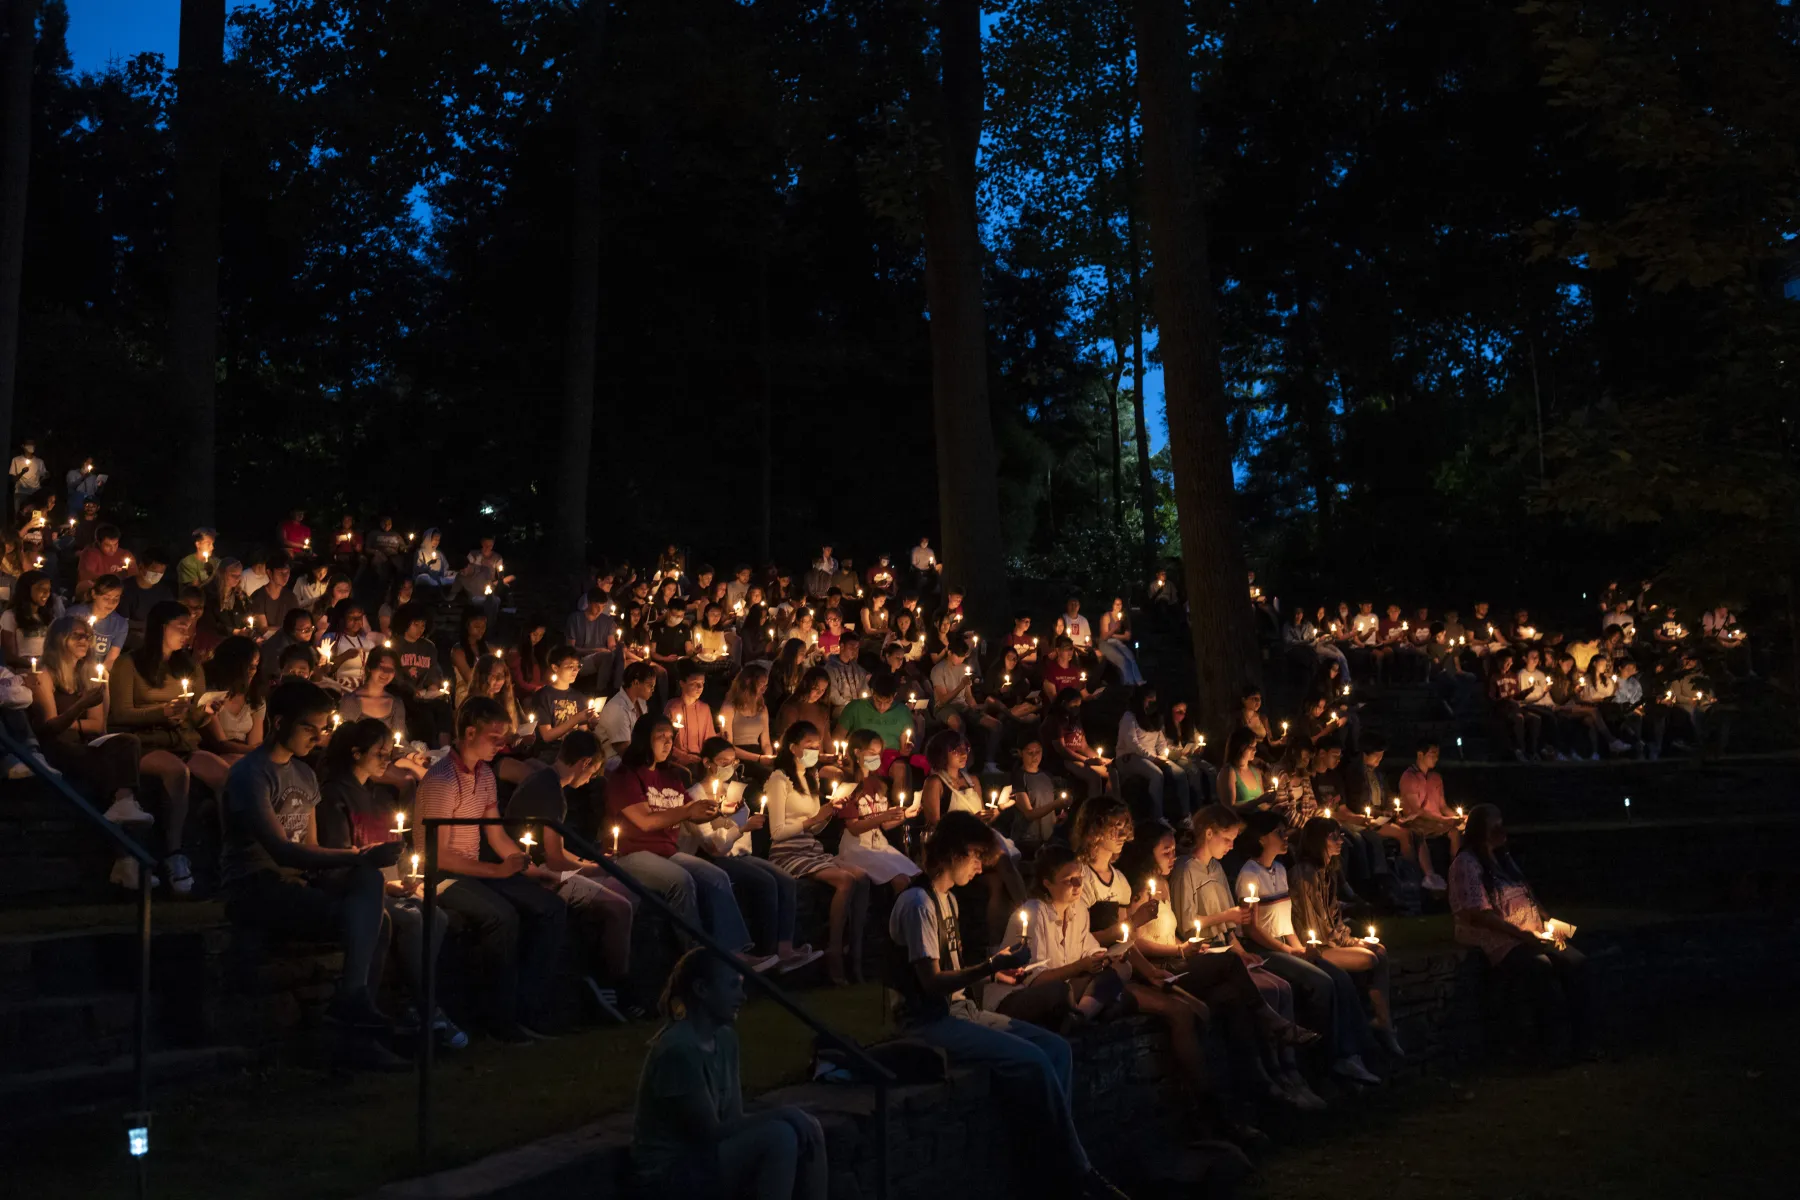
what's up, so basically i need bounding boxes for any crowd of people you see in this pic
[0,446,1615,1197]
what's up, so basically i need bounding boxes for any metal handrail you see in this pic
[414,815,895,1197]
[0,722,155,1198]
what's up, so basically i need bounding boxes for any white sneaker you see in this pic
[103,795,156,826]
[1332,1055,1382,1085]
[110,856,161,891]
[1608,739,1631,755]
[1421,872,1447,892]
[164,853,194,897]
[742,953,783,974]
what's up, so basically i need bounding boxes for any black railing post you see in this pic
[417,821,439,1161]
[134,860,152,1200]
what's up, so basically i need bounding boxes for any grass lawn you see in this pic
[10,983,893,1200]
[1250,1007,1800,1200]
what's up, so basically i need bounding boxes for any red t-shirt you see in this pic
[1043,660,1084,697]
[605,764,688,857]
[279,519,312,551]
[78,545,130,585]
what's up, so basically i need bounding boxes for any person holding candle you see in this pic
[447,606,494,705]
[530,646,600,764]
[598,662,659,763]
[175,528,218,590]
[681,738,822,974]
[338,647,429,792]
[1005,738,1076,854]
[1449,804,1593,1059]
[609,714,780,975]
[1290,816,1403,1057]
[1485,650,1542,762]
[462,654,544,784]
[220,680,403,1058]
[1233,810,1382,1085]
[24,617,161,884]
[107,601,233,896]
[118,548,174,643]
[664,664,715,779]
[718,664,776,791]
[887,811,1127,1200]
[199,635,267,764]
[1216,729,1269,811]
[988,843,1130,1027]
[631,948,830,1198]
[832,670,918,777]
[1114,684,1191,825]
[832,730,921,894]
[315,716,467,1050]
[73,524,129,602]
[1039,634,1089,701]
[1397,739,1463,890]
[766,720,870,985]
[1041,689,1111,800]
[772,665,831,747]
[1,568,60,662]
[919,729,1027,942]
[1095,596,1146,686]
[417,696,568,1042]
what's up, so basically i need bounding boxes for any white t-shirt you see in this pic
[910,545,936,571]
[1007,898,1100,973]
[889,885,964,1002]
[1080,860,1131,909]
[9,455,45,492]
[1,602,61,659]
[1236,859,1293,939]
[1351,612,1380,641]
[1060,613,1092,646]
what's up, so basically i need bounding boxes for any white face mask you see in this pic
[141,570,164,587]
[800,748,820,769]
[861,753,882,773]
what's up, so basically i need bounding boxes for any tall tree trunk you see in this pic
[1133,0,1255,731]
[554,0,607,572]
[921,0,1007,628]
[1125,184,1157,581]
[0,0,33,458]
[167,0,225,533]
[756,244,774,562]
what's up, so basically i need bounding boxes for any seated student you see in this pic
[887,811,1125,1200]
[1346,601,1382,680]
[859,589,891,642]
[833,729,921,895]
[446,607,494,707]
[1039,634,1089,702]
[1236,685,1282,751]
[532,645,599,763]
[1113,683,1190,824]
[1484,650,1541,762]
[1450,804,1592,1059]
[410,528,455,596]
[176,528,217,591]
[319,601,381,690]
[718,664,776,784]
[74,523,129,601]
[68,572,128,670]
[1659,648,1727,757]
[918,728,1027,939]
[565,587,619,691]
[766,720,871,985]
[772,665,831,746]
[199,634,266,764]
[682,739,821,973]
[1425,623,1480,715]
[461,654,544,785]
[1284,606,1350,682]
[1310,740,1391,902]
[108,600,234,896]
[1172,804,1325,1110]
[598,662,657,762]
[1041,689,1111,800]
[507,617,551,702]
[608,714,779,973]
[1544,650,1613,761]
[664,664,715,777]
[1397,739,1464,890]
[291,560,330,612]
[1216,728,1270,811]
[632,948,829,1198]
[338,647,430,798]
[1515,648,1560,759]
[219,680,402,1062]
[1121,821,1322,1113]
[418,696,568,1042]
[820,631,869,718]
[1006,737,1075,854]
[1289,816,1403,1057]
[1602,657,1649,757]
[1094,596,1146,686]
[1,568,59,662]
[927,631,993,765]
[314,717,466,1050]
[833,668,918,766]
[245,554,302,639]
[885,609,927,671]
[502,730,637,1020]
[1335,732,1416,876]
[119,547,174,642]
[364,516,407,584]
[1234,810,1381,1085]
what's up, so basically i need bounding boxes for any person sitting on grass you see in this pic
[1450,804,1593,1060]
[632,948,829,1199]
[887,811,1128,1200]
[219,679,403,1065]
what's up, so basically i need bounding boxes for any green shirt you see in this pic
[177,553,217,590]
[836,696,913,748]
[633,1021,742,1182]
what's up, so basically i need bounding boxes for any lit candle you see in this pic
[394,731,404,748]
[28,656,37,672]
[1020,909,1029,940]
[392,810,408,836]
[1119,922,1130,944]
[519,830,536,851]
[409,853,420,877]
[179,677,193,698]
[1455,806,1464,820]
[611,824,621,854]
[122,556,131,568]
[331,712,342,729]
[1146,877,1157,899]
[1364,805,1373,820]
[1189,918,1203,944]
[1306,929,1321,947]
[759,795,768,815]
[1363,925,1380,945]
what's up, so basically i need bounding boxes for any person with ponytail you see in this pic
[631,949,827,1198]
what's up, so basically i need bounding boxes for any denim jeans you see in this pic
[616,850,754,952]
[711,853,799,952]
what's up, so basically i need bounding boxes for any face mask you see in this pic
[861,754,882,773]
[800,748,820,769]
[141,571,164,587]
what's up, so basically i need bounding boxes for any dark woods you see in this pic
[5,0,1798,617]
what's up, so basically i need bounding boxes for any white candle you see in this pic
[611,824,621,854]
[410,853,420,876]
[519,831,536,851]
[394,731,404,748]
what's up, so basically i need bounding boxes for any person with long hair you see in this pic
[339,647,429,802]
[1172,804,1325,1109]
[632,948,829,1197]
[200,634,266,761]
[24,616,157,886]
[833,729,920,894]
[885,812,1124,1200]
[989,842,1131,1027]
[1094,596,1145,686]
[772,666,831,746]
[719,664,775,781]
[1485,650,1539,761]
[607,715,779,974]
[464,652,544,786]
[1234,810,1382,1086]
[766,720,871,984]
[197,558,252,652]
[107,600,233,896]
[768,636,809,711]
[1042,689,1111,800]
[314,716,466,1051]
[919,728,1026,945]
[508,616,552,700]
[1290,816,1402,1056]
[1114,684,1191,824]
[447,606,491,706]
[1122,819,1323,1112]
[1,568,58,661]
[1450,804,1593,1058]
[681,738,822,973]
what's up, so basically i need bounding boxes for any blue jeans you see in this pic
[1096,638,1145,686]
[909,1001,1090,1175]
[1116,754,1192,824]
[711,853,798,952]
[616,850,753,953]
[1260,949,1370,1059]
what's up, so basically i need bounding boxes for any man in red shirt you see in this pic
[417,697,567,1042]
[1397,739,1464,892]
[76,524,131,601]
[1040,635,1091,702]
[277,508,312,557]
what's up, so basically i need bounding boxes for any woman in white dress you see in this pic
[832,730,918,893]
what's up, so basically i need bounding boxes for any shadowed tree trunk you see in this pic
[921,0,1008,629]
[0,0,33,457]
[554,0,607,572]
[1126,183,1157,581]
[167,0,225,533]
[1133,0,1255,730]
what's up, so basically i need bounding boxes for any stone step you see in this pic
[0,990,199,1073]
[0,1044,255,1118]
